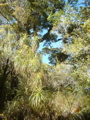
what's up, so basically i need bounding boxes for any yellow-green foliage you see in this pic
[0,1,90,120]
[83,19,90,32]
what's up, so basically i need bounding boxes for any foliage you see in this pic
[0,0,90,120]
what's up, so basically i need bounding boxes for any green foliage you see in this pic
[0,0,90,120]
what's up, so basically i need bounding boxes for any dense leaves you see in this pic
[0,0,90,120]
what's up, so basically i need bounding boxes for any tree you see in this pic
[0,0,65,119]
[41,0,90,119]
[0,0,90,120]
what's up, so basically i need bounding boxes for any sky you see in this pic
[38,31,62,64]
[39,40,62,64]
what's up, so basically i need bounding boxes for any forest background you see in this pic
[0,0,90,120]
